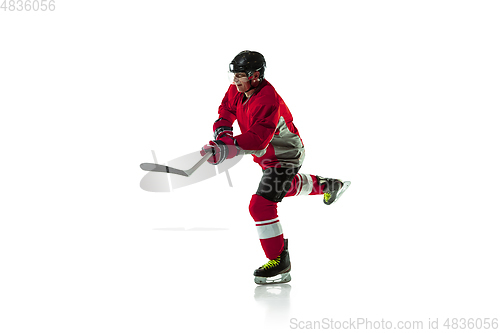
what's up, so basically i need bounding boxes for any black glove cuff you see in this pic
[214,126,233,140]
[213,140,228,163]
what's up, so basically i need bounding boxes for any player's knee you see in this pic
[249,194,278,221]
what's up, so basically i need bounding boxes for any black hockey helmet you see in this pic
[229,50,266,79]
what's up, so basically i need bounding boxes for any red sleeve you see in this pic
[217,85,238,124]
[235,103,280,150]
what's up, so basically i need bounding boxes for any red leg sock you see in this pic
[249,194,284,259]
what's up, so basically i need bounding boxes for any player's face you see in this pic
[233,72,250,92]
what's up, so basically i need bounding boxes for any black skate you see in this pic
[319,177,351,205]
[254,239,291,285]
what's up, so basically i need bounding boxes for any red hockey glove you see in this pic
[213,118,233,140]
[201,136,240,165]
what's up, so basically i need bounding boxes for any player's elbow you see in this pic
[240,140,268,151]
[253,140,270,151]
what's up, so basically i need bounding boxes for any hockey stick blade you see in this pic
[140,152,213,177]
[140,163,188,176]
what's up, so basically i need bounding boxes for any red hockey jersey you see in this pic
[217,79,305,169]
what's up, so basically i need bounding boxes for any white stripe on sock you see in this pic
[256,221,283,239]
[255,217,280,225]
[296,174,313,195]
[294,174,303,196]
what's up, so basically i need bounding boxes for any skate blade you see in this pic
[335,181,351,202]
[254,272,291,285]
[326,180,351,205]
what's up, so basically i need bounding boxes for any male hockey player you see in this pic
[201,51,350,285]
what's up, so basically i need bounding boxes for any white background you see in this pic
[1,1,499,332]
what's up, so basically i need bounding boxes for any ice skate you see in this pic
[254,239,291,285]
[320,178,351,205]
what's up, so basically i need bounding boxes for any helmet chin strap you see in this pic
[244,77,261,93]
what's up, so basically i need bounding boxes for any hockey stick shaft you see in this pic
[184,151,213,176]
[140,153,211,176]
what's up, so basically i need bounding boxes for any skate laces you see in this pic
[261,256,281,270]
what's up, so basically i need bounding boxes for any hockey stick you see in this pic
[140,152,213,177]
[140,148,264,177]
